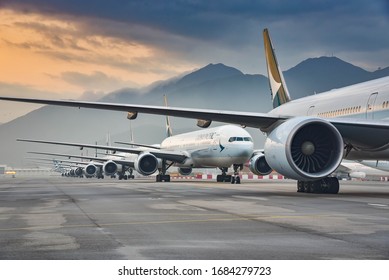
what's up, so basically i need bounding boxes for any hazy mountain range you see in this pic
[1,56,388,167]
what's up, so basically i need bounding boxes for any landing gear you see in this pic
[216,165,242,184]
[216,167,231,182]
[297,177,339,194]
[127,168,135,179]
[155,159,172,182]
[156,174,170,182]
[231,164,242,184]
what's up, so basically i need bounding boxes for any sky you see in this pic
[0,0,388,123]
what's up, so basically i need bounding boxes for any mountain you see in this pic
[285,56,379,99]
[0,57,388,167]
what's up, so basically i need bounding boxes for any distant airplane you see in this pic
[2,28,389,193]
[27,151,136,179]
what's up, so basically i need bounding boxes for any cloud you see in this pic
[2,0,388,74]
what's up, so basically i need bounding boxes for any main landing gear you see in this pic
[216,165,242,184]
[156,159,173,182]
[297,177,339,194]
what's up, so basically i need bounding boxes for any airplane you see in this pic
[26,157,86,177]
[26,151,135,179]
[17,124,258,183]
[1,28,389,193]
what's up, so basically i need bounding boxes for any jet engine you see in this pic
[348,171,366,179]
[264,117,343,181]
[74,167,83,177]
[248,153,272,175]
[85,163,97,177]
[103,160,118,176]
[134,152,158,176]
[178,167,192,176]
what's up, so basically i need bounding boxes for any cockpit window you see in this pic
[229,137,253,142]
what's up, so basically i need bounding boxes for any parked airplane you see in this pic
[27,151,135,179]
[2,28,389,193]
[18,124,258,183]
[26,157,91,177]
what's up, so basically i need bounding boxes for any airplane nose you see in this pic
[229,142,253,158]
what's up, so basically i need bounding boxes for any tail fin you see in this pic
[164,95,173,137]
[263,28,291,108]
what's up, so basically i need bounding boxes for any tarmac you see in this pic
[0,176,388,259]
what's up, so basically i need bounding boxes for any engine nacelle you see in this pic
[134,152,158,176]
[348,171,366,179]
[85,163,97,177]
[178,167,192,176]
[103,160,118,176]
[74,167,83,177]
[248,153,272,176]
[264,117,344,181]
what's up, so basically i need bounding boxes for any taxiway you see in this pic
[0,177,388,259]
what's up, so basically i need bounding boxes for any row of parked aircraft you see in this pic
[2,28,389,194]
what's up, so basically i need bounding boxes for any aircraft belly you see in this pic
[190,147,250,167]
[347,149,389,160]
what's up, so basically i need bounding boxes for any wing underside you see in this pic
[1,97,389,150]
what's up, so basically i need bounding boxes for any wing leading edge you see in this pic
[0,97,282,130]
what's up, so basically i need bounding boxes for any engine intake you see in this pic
[134,152,158,176]
[248,153,272,175]
[264,117,343,180]
[178,167,192,176]
[104,160,118,176]
[85,163,97,176]
[74,167,83,177]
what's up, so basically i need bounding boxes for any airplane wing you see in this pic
[26,157,103,166]
[0,97,282,130]
[114,141,161,149]
[18,139,188,163]
[2,97,389,149]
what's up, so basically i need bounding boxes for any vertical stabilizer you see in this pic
[263,28,291,108]
[164,95,173,137]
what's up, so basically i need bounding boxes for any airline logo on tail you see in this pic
[263,28,291,108]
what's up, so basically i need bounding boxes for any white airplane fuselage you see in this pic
[160,125,254,168]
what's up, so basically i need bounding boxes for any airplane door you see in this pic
[366,92,378,119]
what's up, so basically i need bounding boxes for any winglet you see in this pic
[263,28,291,108]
